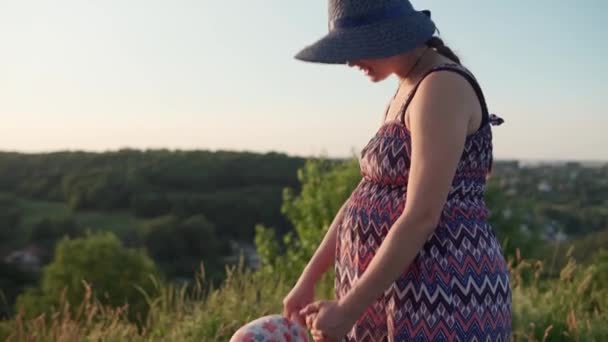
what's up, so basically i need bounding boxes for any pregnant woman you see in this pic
[282,0,512,341]
[230,1,512,341]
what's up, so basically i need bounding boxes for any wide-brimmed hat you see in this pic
[295,0,436,64]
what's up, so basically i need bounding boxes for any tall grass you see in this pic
[510,248,607,341]
[1,250,606,341]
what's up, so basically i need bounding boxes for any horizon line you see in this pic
[1,148,607,165]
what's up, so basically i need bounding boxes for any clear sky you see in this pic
[1,0,606,161]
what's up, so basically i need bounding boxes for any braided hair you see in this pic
[426,36,461,64]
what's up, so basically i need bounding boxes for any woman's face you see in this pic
[346,58,394,82]
[346,50,420,82]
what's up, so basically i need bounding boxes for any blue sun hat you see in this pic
[295,0,436,64]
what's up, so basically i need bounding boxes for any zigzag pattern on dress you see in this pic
[335,63,511,341]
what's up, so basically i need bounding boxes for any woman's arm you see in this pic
[338,71,476,317]
[296,200,349,286]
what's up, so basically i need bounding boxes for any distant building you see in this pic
[565,161,581,168]
[224,240,261,270]
[3,245,44,273]
[540,223,569,241]
[554,231,568,241]
[537,180,552,192]
[494,160,519,168]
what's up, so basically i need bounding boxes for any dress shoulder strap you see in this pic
[399,63,491,129]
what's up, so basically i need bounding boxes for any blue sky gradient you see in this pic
[0,0,606,160]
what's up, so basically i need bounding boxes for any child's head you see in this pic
[230,314,310,342]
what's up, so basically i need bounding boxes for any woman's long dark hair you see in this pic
[425,36,460,64]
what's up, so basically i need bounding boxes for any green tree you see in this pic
[0,262,37,318]
[131,192,172,218]
[485,178,544,259]
[0,194,21,248]
[61,170,131,210]
[16,231,160,322]
[28,214,80,262]
[139,215,227,282]
[255,156,361,285]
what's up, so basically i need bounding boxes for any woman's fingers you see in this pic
[299,300,322,316]
[305,312,317,330]
[284,303,304,322]
[311,329,328,342]
[290,311,305,326]
[283,302,295,318]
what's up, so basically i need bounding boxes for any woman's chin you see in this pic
[367,74,382,82]
[355,68,385,82]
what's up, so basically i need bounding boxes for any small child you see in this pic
[230,314,311,342]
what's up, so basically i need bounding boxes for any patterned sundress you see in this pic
[335,63,512,341]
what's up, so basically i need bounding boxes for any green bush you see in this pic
[590,248,608,290]
[256,156,360,287]
[15,231,160,323]
[138,215,227,282]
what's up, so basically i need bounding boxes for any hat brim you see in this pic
[295,12,436,64]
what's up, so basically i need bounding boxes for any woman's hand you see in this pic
[300,300,357,342]
[282,278,315,327]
